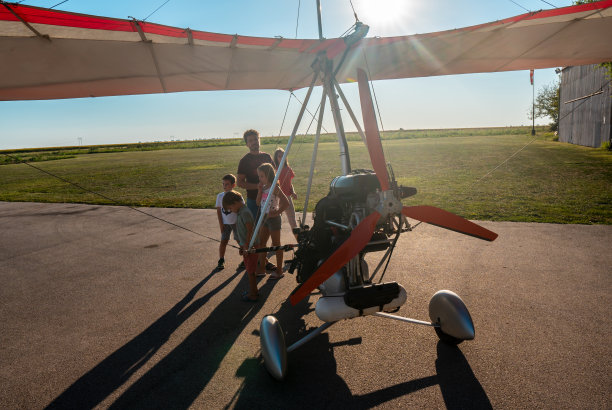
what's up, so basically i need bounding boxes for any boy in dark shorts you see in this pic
[223,190,259,302]
[215,174,240,270]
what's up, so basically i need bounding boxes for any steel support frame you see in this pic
[286,321,336,353]
[250,69,320,248]
[373,311,439,327]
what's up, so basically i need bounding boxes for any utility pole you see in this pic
[555,67,562,135]
[531,69,535,136]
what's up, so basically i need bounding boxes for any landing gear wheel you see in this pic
[434,326,463,345]
[428,290,475,344]
[260,315,288,380]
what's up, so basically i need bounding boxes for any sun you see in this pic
[355,0,411,28]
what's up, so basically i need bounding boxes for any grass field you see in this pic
[1,129,610,224]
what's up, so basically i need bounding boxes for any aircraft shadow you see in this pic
[231,298,491,409]
[354,342,492,409]
[104,272,280,409]
[229,297,355,409]
[435,341,492,409]
[45,266,244,410]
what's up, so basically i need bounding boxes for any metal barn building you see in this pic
[559,64,611,148]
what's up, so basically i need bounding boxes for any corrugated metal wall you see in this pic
[559,64,611,148]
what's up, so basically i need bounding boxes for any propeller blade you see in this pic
[402,205,498,241]
[289,211,381,306]
[357,68,390,191]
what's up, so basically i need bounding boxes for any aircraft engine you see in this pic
[289,170,389,285]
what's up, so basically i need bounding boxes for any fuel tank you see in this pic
[329,171,380,202]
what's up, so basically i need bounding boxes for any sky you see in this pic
[0,0,573,150]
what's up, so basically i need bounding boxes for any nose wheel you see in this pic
[260,315,338,380]
[260,315,287,380]
[434,327,464,345]
[429,290,475,345]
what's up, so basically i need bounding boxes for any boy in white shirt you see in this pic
[215,174,240,270]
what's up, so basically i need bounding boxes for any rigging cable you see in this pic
[143,0,171,22]
[49,0,68,9]
[469,136,538,188]
[290,92,330,134]
[539,0,557,8]
[507,0,531,13]
[278,92,294,137]
[278,92,323,175]
[1,152,239,249]
[275,89,323,185]
[348,0,360,22]
[408,134,538,232]
[303,99,323,136]
[295,0,300,38]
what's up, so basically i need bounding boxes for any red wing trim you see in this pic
[4,1,609,51]
[0,3,326,50]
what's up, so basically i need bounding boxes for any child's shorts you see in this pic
[221,224,238,241]
[263,215,282,231]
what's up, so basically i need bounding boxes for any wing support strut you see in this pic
[321,57,351,175]
[249,68,321,248]
[333,78,367,146]
[130,18,167,93]
[1,2,50,40]
[301,85,327,227]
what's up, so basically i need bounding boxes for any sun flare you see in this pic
[355,0,411,27]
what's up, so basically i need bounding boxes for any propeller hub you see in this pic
[375,190,402,218]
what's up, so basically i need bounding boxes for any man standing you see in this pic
[237,129,274,219]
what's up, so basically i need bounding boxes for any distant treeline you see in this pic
[0,125,547,165]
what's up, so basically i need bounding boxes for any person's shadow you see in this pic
[46,266,490,409]
[45,266,247,409]
[104,272,280,409]
[230,297,491,409]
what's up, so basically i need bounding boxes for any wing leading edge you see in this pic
[1,1,611,100]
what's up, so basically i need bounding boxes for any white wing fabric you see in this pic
[1,1,611,100]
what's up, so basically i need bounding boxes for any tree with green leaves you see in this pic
[529,79,560,132]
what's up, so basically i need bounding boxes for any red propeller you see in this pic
[289,69,390,306]
[357,69,390,191]
[289,68,497,306]
[289,211,380,305]
[402,205,498,241]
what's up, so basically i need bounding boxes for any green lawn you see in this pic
[1,132,610,224]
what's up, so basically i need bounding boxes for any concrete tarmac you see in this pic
[1,201,610,409]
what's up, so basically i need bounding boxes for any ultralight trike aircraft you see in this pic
[1,0,611,381]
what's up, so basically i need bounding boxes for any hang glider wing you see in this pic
[1,1,611,100]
